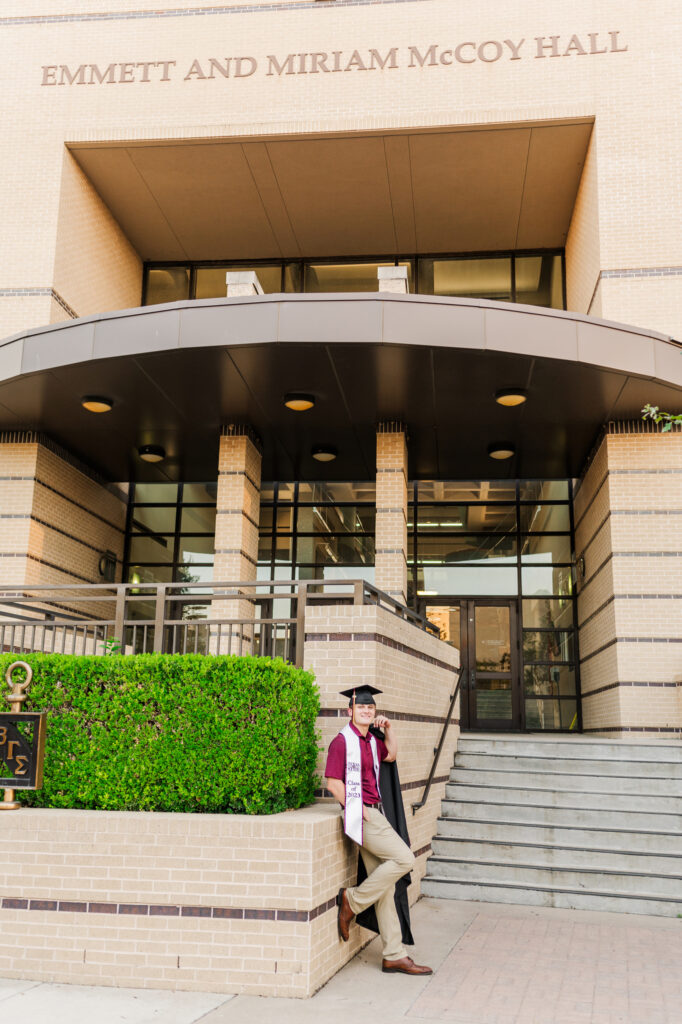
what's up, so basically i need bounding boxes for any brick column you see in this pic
[575,421,682,738]
[375,422,408,604]
[212,424,262,654]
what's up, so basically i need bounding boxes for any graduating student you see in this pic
[324,685,433,976]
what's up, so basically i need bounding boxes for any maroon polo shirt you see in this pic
[325,722,388,803]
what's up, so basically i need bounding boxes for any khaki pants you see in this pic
[345,807,416,962]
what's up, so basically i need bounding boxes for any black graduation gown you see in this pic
[354,726,414,945]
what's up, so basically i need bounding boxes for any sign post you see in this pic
[0,661,46,811]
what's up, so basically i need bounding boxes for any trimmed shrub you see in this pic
[0,653,319,814]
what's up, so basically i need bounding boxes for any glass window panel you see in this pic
[521,534,572,564]
[417,481,517,502]
[523,630,575,663]
[297,564,375,584]
[259,535,273,562]
[522,566,573,597]
[475,681,512,719]
[515,254,564,309]
[296,505,375,534]
[175,564,215,587]
[424,605,461,649]
[259,506,274,531]
[519,504,570,533]
[525,698,577,730]
[180,506,216,533]
[133,483,178,503]
[276,483,296,502]
[128,534,174,564]
[273,535,293,563]
[127,564,173,586]
[475,606,511,672]
[416,566,518,597]
[522,597,574,631]
[297,482,376,504]
[178,537,214,561]
[524,665,577,697]
[304,262,412,293]
[420,257,512,301]
[519,481,569,501]
[275,507,295,532]
[418,504,517,533]
[260,485,276,502]
[131,506,177,533]
[296,534,375,565]
[179,602,210,621]
[183,483,217,503]
[145,267,190,305]
[417,533,516,565]
[284,262,302,293]
[195,265,282,298]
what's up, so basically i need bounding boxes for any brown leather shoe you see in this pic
[382,956,433,975]
[337,888,354,942]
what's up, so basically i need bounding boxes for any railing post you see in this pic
[153,585,167,653]
[295,584,307,667]
[114,586,126,648]
[353,580,364,606]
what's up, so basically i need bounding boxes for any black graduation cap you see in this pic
[340,684,382,707]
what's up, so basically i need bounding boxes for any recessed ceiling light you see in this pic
[311,445,337,462]
[495,389,527,407]
[138,444,165,463]
[488,443,516,460]
[81,395,113,413]
[284,392,315,412]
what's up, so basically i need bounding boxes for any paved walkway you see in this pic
[2,899,681,1024]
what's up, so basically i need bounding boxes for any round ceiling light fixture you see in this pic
[495,388,527,407]
[311,445,337,463]
[138,444,165,463]
[284,392,315,412]
[488,442,516,461]
[81,395,114,413]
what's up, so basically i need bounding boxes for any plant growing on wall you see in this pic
[642,404,682,431]
[0,653,320,815]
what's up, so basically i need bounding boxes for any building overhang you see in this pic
[0,295,680,482]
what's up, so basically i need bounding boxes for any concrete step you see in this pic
[441,798,682,831]
[449,767,680,794]
[436,815,682,856]
[421,875,682,918]
[455,752,682,779]
[431,835,682,875]
[457,735,682,761]
[426,855,682,897]
[444,782,682,813]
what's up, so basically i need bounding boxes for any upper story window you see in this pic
[143,251,565,310]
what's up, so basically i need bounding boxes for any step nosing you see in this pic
[446,783,678,798]
[426,856,682,881]
[436,816,682,837]
[431,837,682,858]
[422,877,682,904]
[444,799,682,817]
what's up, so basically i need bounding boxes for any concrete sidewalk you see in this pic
[2,898,681,1024]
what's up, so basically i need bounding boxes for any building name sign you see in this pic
[41,31,627,86]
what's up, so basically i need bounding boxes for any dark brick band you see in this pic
[1,894,337,922]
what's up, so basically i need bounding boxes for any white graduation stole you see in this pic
[341,724,381,845]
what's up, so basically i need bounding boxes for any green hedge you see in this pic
[0,653,319,814]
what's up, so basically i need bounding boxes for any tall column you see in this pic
[375,422,408,605]
[575,421,682,737]
[212,424,262,654]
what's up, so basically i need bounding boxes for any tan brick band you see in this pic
[305,631,456,673]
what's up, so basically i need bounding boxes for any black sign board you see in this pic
[0,712,46,789]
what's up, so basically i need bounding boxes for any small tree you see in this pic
[642,404,682,432]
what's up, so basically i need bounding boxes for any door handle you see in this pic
[469,668,475,689]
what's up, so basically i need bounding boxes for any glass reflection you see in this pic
[521,566,572,597]
[522,597,574,630]
[145,267,190,305]
[195,265,282,298]
[417,566,518,596]
[417,505,516,532]
[515,254,564,309]
[417,533,516,564]
[523,630,574,662]
[519,504,570,533]
[420,257,511,301]
[520,534,572,563]
[131,506,176,533]
[524,665,576,697]
[304,262,412,293]
[525,698,577,730]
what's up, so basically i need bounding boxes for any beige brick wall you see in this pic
[0,804,368,997]
[375,427,408,603]
[1,0,682,339]
[575,427,682,737]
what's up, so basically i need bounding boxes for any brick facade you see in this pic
[375,424,408,604]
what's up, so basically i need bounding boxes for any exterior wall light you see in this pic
[81,396,114,413]
[311,445,337,462]
[495,389,527,407]
[488,443,516,460]
[284,393,315,411]
[138,444,165,463]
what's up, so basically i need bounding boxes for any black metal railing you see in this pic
[411,666,464,814]
[0,579,438,666]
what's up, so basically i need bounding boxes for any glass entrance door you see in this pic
[423,599,521,731]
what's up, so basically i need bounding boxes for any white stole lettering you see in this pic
[341,724,381,845]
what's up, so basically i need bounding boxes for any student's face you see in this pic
[350,702,376,725]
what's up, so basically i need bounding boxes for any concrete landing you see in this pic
[3,897,681,1024]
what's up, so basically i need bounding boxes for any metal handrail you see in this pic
[411,666,464,814]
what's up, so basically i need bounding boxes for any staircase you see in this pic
[422,733,682,917]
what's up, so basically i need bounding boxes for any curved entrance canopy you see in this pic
[0,294,680,481]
